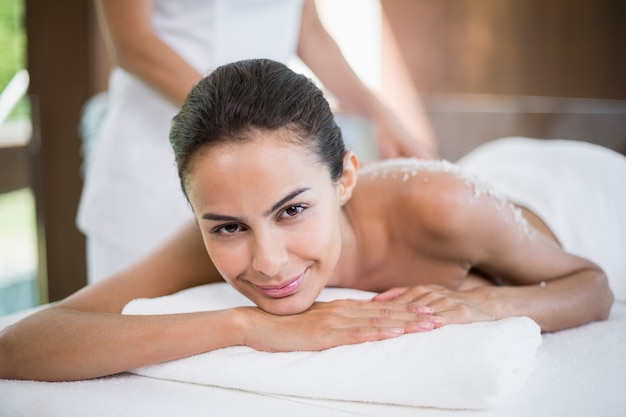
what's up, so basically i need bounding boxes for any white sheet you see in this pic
[1,302,625,417]
[122,283,541,409]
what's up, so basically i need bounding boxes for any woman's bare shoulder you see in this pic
[357,159,477,237]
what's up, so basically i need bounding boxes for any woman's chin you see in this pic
[244,272,326,315]
[256,296,315,316]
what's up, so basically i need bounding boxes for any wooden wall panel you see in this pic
[25,1,103,301]
[381,0,626,99]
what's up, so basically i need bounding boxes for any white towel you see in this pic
[123,283,541,410]
[458,137,626,302]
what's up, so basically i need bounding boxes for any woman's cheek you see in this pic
[300,210,341,264]
[206,241,248,283]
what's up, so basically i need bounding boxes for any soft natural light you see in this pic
[291,0,382,97]
[0,188,38,315]
[288,0,382,162]
[316,0,381,90]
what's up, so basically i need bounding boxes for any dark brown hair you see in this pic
[169,59,346,197]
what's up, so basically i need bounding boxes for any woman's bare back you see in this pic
[340,158,561,292]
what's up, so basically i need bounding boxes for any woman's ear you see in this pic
[338,151,359,205]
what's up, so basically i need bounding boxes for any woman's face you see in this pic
[186,129,356,315]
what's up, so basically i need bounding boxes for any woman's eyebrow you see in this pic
[201,213,240,222]
[201,187,310,222]
[264,187,310,216]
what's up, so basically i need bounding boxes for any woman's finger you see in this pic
[372,287,409,301]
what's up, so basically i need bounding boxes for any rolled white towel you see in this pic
[123,283,541,409]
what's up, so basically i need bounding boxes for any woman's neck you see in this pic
[327,206,361,288]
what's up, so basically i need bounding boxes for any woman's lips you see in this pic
[255,270,307,298]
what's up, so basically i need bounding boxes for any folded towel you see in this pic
[123,283,541,410]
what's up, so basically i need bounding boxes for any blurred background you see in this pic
[0,0,624,314]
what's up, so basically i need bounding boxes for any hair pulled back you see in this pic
[169,59,346,196]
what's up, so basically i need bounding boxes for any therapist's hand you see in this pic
[374,108,437,160]
[237,299,439,352]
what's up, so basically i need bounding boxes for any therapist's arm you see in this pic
[97,0,203,106]
[297,0,437,159]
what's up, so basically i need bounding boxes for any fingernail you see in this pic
[417,322,434,331]
[412,305,433,314]
[429,316,445,325]
[387,328,405,336]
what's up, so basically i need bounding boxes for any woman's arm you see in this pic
[376,175,614,331]
[0,222,429,381]
[460,183,613,331]
[0,221,223,381]
[97,0,202,106]
[0,305,241,381]
[297,0,437,159]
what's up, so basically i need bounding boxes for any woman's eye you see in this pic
[214,223,243,235]
[280,204,305,219]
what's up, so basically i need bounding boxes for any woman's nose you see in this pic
[251,230,288,277]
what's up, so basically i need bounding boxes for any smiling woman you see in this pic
[186,130,350,315]
[170,59,355,315]
[0,58,623,383]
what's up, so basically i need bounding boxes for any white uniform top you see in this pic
[78,0,305,259]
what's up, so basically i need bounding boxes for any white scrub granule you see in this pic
[360,158,535,238]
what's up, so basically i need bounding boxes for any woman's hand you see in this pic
[373,285,499,326]
[237,299,441,352]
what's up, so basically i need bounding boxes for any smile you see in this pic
[255,269,308,299]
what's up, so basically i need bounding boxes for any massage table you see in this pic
[1,283,625,417]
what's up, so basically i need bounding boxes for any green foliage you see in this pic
[0,0,26,92]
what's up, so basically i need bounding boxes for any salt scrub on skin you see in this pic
[359,158,536,239]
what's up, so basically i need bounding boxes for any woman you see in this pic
[79,0,436,284]
[0,59,619,383]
